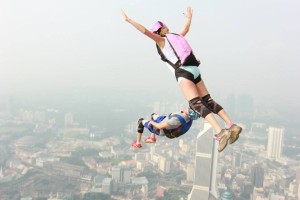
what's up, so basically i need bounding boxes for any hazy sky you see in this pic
[1,0,299,108]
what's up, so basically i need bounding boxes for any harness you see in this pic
[156,33,200,70]
[164,114,193,139]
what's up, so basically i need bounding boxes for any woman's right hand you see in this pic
[121,10,130,22]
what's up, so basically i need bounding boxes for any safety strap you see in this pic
[164,114,192,138]
[156,37,181,70]
[172,114,192,134]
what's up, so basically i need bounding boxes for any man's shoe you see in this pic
[131,141,142,149]
[144,136,156,143]
[228,124,242,144]
[215,129,231,152]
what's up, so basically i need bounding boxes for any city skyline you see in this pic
[0,94,299,199]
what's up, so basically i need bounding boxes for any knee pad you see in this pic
[189,97,211,118]
[137,118,144,133]
[202,94,223,114]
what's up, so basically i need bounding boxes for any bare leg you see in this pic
[179,79,222,133]
[136,132,142,144]
[196,80,232,128]
[217,110,232,128]
[150,133,156,139]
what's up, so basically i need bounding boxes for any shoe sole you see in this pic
[229,127,242,144]
[144,140,156,143]
[218,135,230,152]
[218,141,228,152]
[131,146,141,149]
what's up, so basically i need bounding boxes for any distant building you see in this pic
[250,164,264,188]
[269,194,285,200]
[122,167,131,184]
[101,178,112,195]
[33,111,46,122]
[288,180,299,197]
[20,109,34,121]
[150,145,156,154]
[112,166,121,182]
[43,161,85,179]
[159,155,170,174]
[93,175,105,188]
[252,187,264,200]
[267,126,284,160]
[131,176,148,198]
[186,163,195,182]
[111,166,131,184]
[232,152,242,168]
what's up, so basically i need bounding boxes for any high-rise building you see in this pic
[250,164,264,188]
[111,166,131,184]
[93,175,105,188]
[188,123,219,200]
[288,181,299,197]
[267,126,284,160]
[232,152,242,168]
[122,167,131,184]
[111,166,121,182]
[101,178,112,195]
[251,187,264,200]
[150,145,156,155]
[159,155,170,174]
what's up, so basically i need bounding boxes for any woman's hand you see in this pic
[121,9,130,22]
[183,7,193,19]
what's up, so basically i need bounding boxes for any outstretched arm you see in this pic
[121,10,164,44]
[179,7,193,36]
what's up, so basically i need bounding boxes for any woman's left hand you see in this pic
[183,7,193,19]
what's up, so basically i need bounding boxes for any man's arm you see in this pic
[149,120,169,130]
[179,7,193,36]
[121,10,164,43]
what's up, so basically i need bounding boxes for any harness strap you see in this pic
[156,44,181,69]
[164,114,192,139]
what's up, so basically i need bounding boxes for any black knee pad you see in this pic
[137,118,144,133]
[189,97,211,118]
[202,94,223,114]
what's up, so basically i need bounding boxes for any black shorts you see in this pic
[175,66,202,84]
